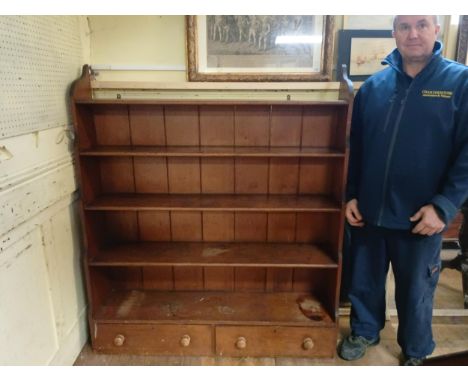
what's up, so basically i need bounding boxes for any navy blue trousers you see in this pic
[348,225,442,358]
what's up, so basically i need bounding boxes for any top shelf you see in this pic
[75,99,349,106]
[80,146,345,158]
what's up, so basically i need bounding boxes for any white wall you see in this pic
[0,16,89,365]
[88,15,186,82]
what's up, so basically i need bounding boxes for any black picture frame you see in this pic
[337,29,394,81]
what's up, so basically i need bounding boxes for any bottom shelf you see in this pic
[91,290,337,357]
[95,290,334,326]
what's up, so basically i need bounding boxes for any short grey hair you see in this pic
[393,15,439,31]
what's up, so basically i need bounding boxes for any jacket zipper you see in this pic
[382,94,397,133]
[376,83,414,225]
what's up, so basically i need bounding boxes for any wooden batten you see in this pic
[90,81,342,91]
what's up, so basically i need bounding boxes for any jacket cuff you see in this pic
[345,186,357,202]
[430,194,458,224]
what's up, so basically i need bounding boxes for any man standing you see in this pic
[338,16,468,365]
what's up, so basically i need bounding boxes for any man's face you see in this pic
[393,16,440,64]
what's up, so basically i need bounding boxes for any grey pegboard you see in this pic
[0,16,83,139]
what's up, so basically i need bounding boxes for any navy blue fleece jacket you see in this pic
[346,42,468,229]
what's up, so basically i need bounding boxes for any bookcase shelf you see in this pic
[84,194,341,212]
[80,145,346,158]
[88,242,338,268]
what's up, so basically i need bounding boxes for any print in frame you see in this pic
[186,15,334,81]
[337,29,395,81]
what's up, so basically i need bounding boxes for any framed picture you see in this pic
[337,30,395,81]
[456,15,468,65]
[186,15,334,82]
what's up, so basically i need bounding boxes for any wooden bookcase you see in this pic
[71,65,354,358]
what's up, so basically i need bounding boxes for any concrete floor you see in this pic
[74,252,468,366]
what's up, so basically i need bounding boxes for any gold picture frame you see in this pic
[186,15,334,82]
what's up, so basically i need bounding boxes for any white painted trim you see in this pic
[48,306,88,366]
[91,80,343,91]
[0,191,79,252]
[0,153,75,194]
[91,64,186,71]
[0,159,78,238]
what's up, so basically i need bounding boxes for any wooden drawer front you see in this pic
[94,324,213,355]
[216,325,336,358]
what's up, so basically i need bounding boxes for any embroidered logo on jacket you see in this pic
[421,90,453,99]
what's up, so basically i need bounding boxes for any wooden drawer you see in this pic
[93,323,213,355]
[215,325,336,358]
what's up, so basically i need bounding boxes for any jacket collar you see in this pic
[382,41,443,77]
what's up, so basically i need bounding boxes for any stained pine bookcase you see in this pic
[71,65,354,358]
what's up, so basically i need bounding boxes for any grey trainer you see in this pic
[402,356,425,366]
[338,334,380,361]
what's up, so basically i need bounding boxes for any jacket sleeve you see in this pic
[345,89,364,202]
[431,82,468,224]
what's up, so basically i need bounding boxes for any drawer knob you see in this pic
[180,334,191,347]
[235,336,247,349]
[302,337,314,350]
[113,334,125,347]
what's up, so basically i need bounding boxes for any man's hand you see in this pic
[409,204,445,236]
[345,198,364,227]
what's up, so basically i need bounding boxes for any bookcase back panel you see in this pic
[202,212,235,242]
[83,103,347,151]
[234,212,268,242]
[99,157,135,193]
[234,158,269,194]
[267,213,296,242]
[129,105,166,146]
[266,268,294,291]
[94,105,131,145]
[79,158,102,202]
[82,156,344,198]
[75,105,97,149]
[142,267,174,290]
[204,267,235,290]
[270,106,303,147]
[201,158,235,193]
[302,107,338,148]
[90,211,340,247]
[167,158,202,193]
[269,158,300,194]
[138,211,171,241]
[298,158,341,194]
[173,266,205,290]
[234,106,270,146]
[165,106,200,145]
[170,212,203,241]
[104,211,139,243]
[92,266,332,294]
[200,106,235,146]
[134,157,169,193]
